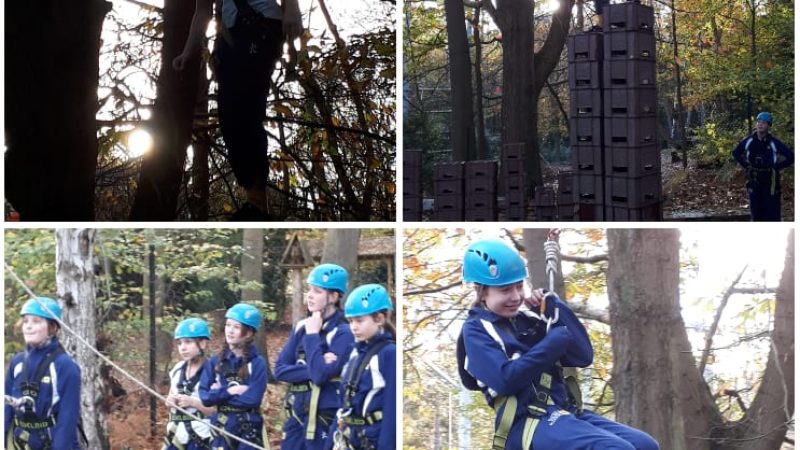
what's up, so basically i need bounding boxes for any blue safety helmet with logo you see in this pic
[21,297,62,323]
[463,238,528,286]
[174,318,211,340]
[307,263,349,294]
[344,284,393,318]
[756,112,773,126]
[225,303,262,331]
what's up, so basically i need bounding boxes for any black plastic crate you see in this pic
[604,87,657,117]
[466,177,497,195]
[533,205,557,221]
[578,203,604,221]
[568,32,603,62]
[574,174,604,204]
[604,31,655,61]
[433,209,465,221]
[433,178,464,196]
[465,193,498,210]
[433,162,465,180]
[465,208,499,222]
[434,193,464,211]
[605,203,661,221]
[569,60,603,90]
[605,145,660,177]
[557,172,575,205]
[604,116,657,147]
[503,159,525,177]
[557,204,577,221]
[506,205,528,221]
[570,89,603,118]
[404,149,423,167]
[504,143,525,159]
[604,59,656,89]
[570,117,603,147]
[465,160,498,179]
[571,145,604,176]
[605,173,662,208]
[602,1,655,33]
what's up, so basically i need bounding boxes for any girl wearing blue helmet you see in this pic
[275,264,355,450]
[163,318,215,450]
[199,303,269,449]
[457,238,659,450]
[327,284,396,450]
[5,297,82,450]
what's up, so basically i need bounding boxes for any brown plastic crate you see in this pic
[604,87,657,117]
[578,203,605,221]
[465,193,498,210]
[604,59,656,89]
[433,179,464,196]
[605,145,660,177]
[602,2,655,33]
[433,162,464,180]
[604,31,655,61]
[568,32,603,62]
[574,174,604,204]
[605,203,661,221]
[569,60,603,90]
[570,89,603,118]
[570,117,603,147]
[465,208,499,222]
[571,145,604,176]
[434,193,464,211]
[604,116,657,147]
[605,173,662,208]
[465,160,498,178]
[465,177,497,195]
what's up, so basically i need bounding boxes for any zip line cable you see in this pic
[4,261,271,450]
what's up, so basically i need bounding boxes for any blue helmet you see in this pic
[174,318,211,340]
[21,297,62,322]
[307,264,349,293]
[463,238,528,286]
[225,303,262,331]
[344,284,393,318]
[756,112,773,126]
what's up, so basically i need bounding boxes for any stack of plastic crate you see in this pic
[402,149,423,221]
[464,160,498,222]
[556,171,576,221]
[432,162,465,221]
[602,0,661,220]
[503,143,527,220]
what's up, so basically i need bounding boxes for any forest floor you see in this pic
[107,326,292,449]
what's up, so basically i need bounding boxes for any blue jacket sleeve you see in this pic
[199,359,232,406]
[52,357,81,446]
[227,356,268,409]
[274,324,312,384]
[5,358,15,440]
[462,319,572,396]
[378,344,396,450]
[553,297,594,367]
[304,326,354,386]
[774,138,794,170]
[733,138,749,168]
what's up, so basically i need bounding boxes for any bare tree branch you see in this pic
[698,265,749,375]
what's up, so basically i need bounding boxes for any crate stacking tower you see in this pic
[569,0,662,221]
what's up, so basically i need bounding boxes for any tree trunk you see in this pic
[5,1,111,220]
[190,69,211,221]
[321,229,361,277]
[606,229,687,450]
[55,229,109,449]
[730,229,794,450]
[472,4,489,160]
[130,0,209,220]
[444,0,477,161]
[670,0,688,168]
[522,229,565,297]
[241,229,268,357]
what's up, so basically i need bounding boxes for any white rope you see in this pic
[4,261,270,450]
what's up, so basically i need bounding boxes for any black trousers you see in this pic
[214,18,283,190]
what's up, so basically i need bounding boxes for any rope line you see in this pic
[4,261,270,450]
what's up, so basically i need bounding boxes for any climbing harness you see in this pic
[331,339,391,450]
[164,363,212,450]
[4,263,271,450]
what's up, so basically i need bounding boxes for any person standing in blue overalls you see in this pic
[164,318,215,450]
[5,297,82,450]
[457,239,659,450]
[275,264,355,450]
[733,112,794,221]
[174,0,303,220]
[200,303,270,449]
[328,284,396,450]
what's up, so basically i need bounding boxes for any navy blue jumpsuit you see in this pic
[733,132,794,221]
[326,331,396,450]
[5,338,81,450]
[460,295,659,450]
[275,310,355,450]
[200,344,269,450]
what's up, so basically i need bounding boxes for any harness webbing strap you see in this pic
[492,395,517,450]
[562,367,583,414]
[305,384,321,440]
[342,340,391,412]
